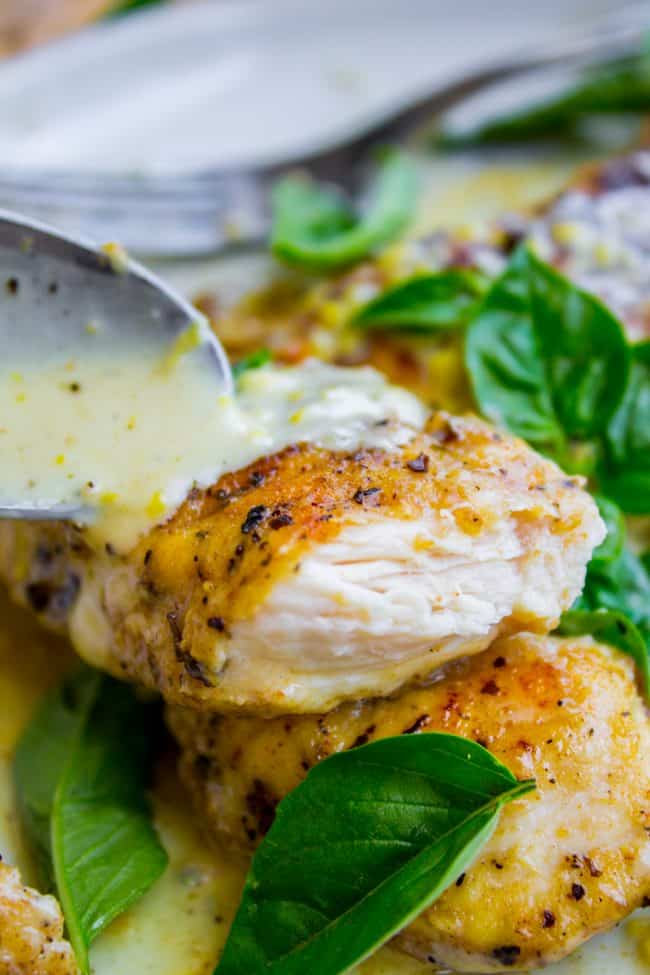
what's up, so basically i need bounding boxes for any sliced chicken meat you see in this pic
[0,408,602,714]
[168,632,650,972]
[0,861,77,975]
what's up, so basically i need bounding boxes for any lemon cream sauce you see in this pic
[0,352,427,552]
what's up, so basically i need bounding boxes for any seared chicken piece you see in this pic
[168,633,650,972]
[0,862,77,975]
[0,412,602,714]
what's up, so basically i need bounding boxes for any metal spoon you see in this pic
[0,12,643,256]
[0,208,233,520]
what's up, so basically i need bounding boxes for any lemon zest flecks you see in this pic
[146,491,167,520]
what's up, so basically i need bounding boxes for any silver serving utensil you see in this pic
[0,9,645,257]
[0,208,232,520]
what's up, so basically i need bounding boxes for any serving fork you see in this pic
[0,7,646,258]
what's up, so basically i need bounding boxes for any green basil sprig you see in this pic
[558,500,650,698]
[600,341,650,513]
[578,543,650,649]
[465,245,630,463]
[351,269,488,332]
[590,495,626,567]
[438,42,650,147]
[216,734,534,975]
[271,150,417,272]
[14,667,168,974]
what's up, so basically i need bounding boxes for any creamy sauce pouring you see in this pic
[0,348,427,551]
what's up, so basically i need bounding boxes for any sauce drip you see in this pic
[0,349,426,551]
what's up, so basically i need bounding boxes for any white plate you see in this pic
[0,0,625,174]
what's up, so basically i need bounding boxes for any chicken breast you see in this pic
[0,861,77,975]
[0,411,602,714]
[168,632,650,972]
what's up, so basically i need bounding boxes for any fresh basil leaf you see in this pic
[557,608,649,698]
[439,45,650,147]
[14,668,168,974]
[465,246,630,459]
[591,495,626,567]
[13,668,102,889]
[579,546,650,641]
[216,734,534,975]
[351,269,488,333]
[271,150,417,272]
[600,342,650,513]
[232,348,272,380]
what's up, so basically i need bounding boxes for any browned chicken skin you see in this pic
[0,412,601,714]
[168,633,650,972]
[0,861,77,975]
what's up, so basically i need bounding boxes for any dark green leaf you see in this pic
[600,342,650,513]
[271,151,417,272]
[557,608,649,697]
[13,668,102,889]
[572,522,650,701]
[579,545,650,637]
[591,496,625,567]
[216,734,534,975]
[439,45,650,147]
[232,349,272,380]
[465,246,630,459]
[14,668,168,974]
[579,545,650,641]
[351,269,488,333]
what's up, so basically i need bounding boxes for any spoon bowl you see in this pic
[0,209,232,521]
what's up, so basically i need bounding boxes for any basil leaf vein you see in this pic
[216,733,534,975]
[13,667,168,974]
[465,245,630,461]
[271,150,417,272]
[351,269,488,333]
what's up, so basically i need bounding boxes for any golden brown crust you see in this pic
[0,861,77,975]
[0,412,599,713]
[168,634,650,971]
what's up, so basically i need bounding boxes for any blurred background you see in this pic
[0,0,648,284]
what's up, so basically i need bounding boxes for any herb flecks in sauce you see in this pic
[0,354,426,551]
